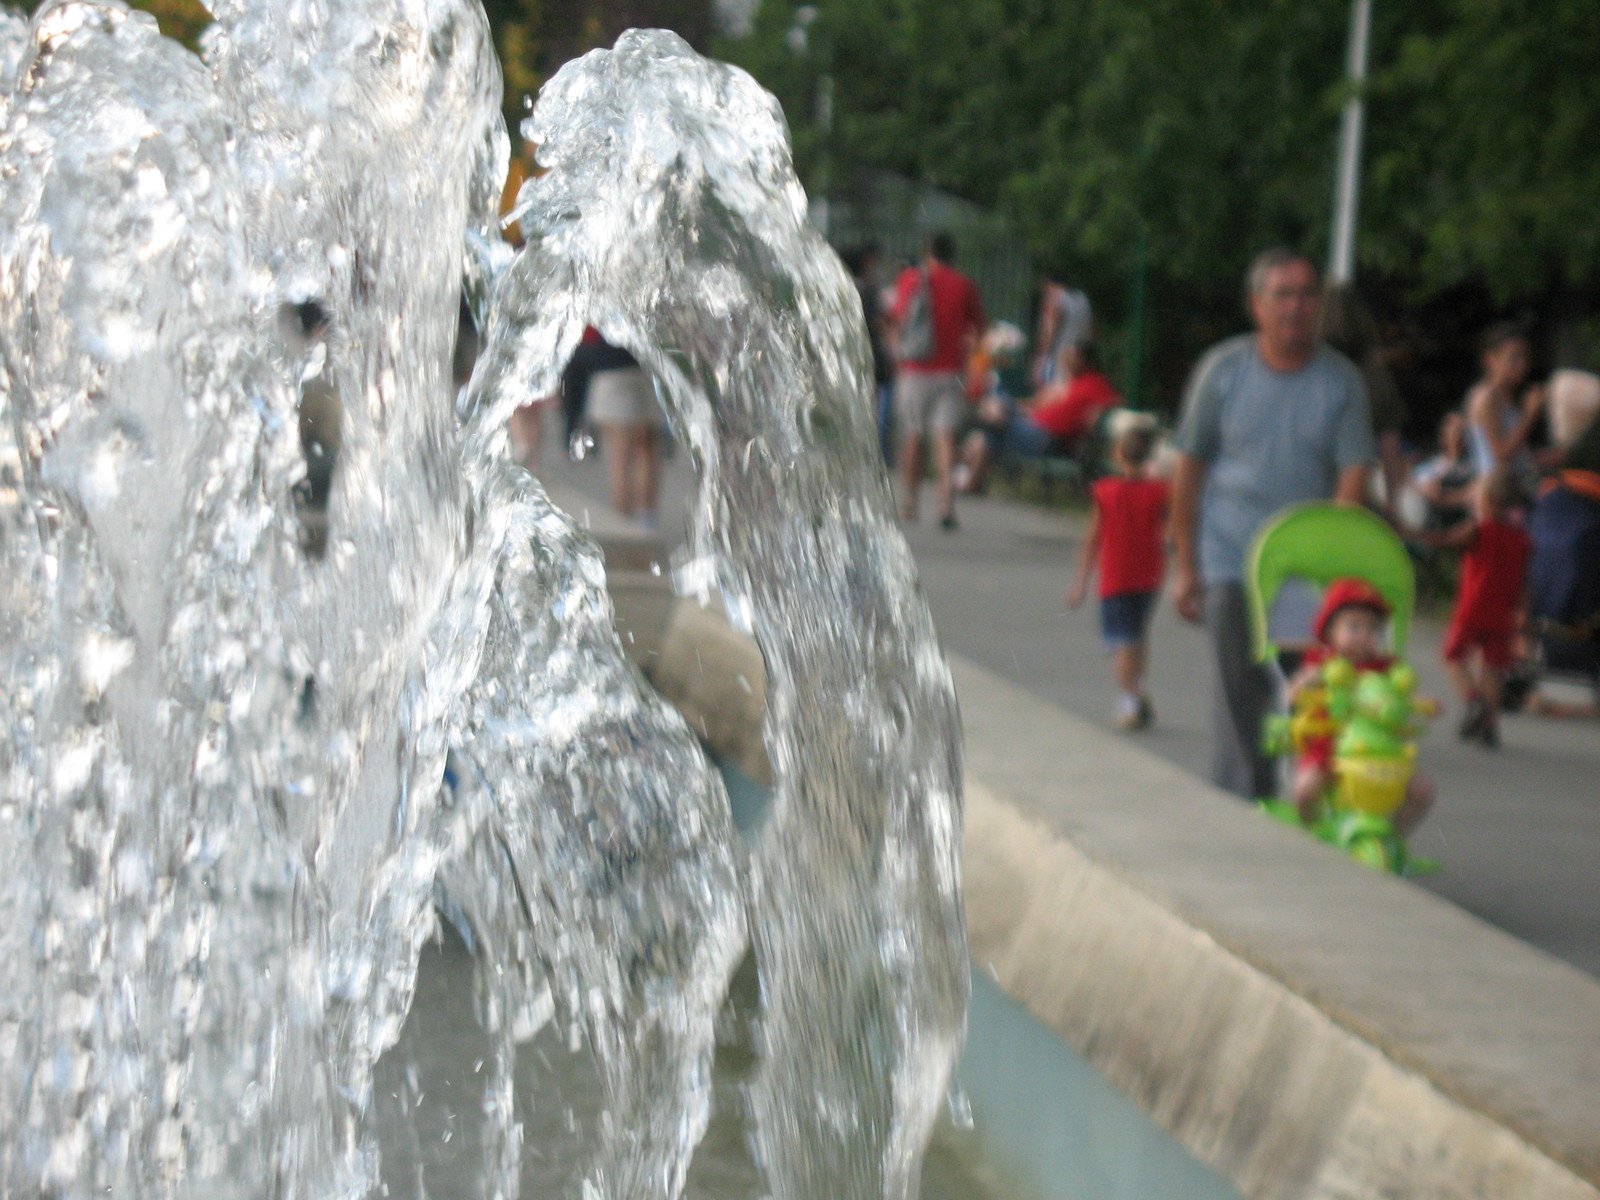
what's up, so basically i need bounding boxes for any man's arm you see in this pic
[1468,382,1545,464]
[1169,451,1207,622]
[1168,344,1228,623]
[1333,464,1369,505]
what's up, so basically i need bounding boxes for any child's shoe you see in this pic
[1116,693,1152,732]
[1457,696,1488,741]
[1133,696,1154,730]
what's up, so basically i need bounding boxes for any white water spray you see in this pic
[0,6,964,1197]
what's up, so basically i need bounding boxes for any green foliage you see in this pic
[15,1,541,130]
[1365,0,1600,301]
[722,0,1600,405]
[129,0,211,45]
[15,1,213,46]
[482,0,542,130]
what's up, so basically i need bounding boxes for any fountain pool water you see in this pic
[0,4,963,1198]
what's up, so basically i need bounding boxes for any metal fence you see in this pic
[821,170,1035,330]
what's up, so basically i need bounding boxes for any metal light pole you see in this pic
[1329,0,1372,286]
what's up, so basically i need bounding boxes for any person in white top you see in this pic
[1464,322,1545,486]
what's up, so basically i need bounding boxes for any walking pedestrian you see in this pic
[1169,249,1374,798]
[1435,469,1532,749]
[888,231,985,531]
[1033,276,1093,387]
[583,331,665,527]
[845,243,896,466]
[1464,322,1546,491]
[1064,418,1169,730]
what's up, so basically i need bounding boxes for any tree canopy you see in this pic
[29,1,546,129]
[721,0,1600,405]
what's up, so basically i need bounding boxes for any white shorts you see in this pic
[895,370,966,436]
[587,366,663,427]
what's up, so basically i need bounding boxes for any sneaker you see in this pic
[1115,694,1145,731]
[1457,697,1487,741]
[1133,697,1154,730]
[1477,717,1501,750]
[939,512,958,532]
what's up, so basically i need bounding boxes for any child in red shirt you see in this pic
[1065,421,1169,729]
[1287,579,1437,835]
[1437,468,1532,748]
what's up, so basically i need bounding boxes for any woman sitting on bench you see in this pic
[959,342,1119,492]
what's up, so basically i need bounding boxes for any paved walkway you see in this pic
[536,448,1600,981]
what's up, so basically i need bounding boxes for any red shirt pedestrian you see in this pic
[1033,370,1119,442]
[1443,516,1531,669]
[1089,476,1170,597]
[891,260,985,375]
[1065,424,1170,730]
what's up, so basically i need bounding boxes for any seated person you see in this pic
[959,342,1118,488]
[954,324,1025,494]
[1528,394,1600,683]
[1411,411,1477,531]
[1287,579,1436,837]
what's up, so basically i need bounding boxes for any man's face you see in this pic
[1250,260,1321,357]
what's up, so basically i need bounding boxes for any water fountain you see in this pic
[0,3,964,1197]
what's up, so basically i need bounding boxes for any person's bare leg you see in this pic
[509,402,543,472]
[899,434,924,520]
[1113,643,1144,695]
[1293,763,1329,824]
[1443,657,1476,704]
[634,425,661,522]
[960,430,992,493]
[1128,640,1148,695]
[601,421,630,516]
[932,428,957,521]
[1394,772,1436,838]
[1479,665,1503,711]
[1479,663,1504,742]
[1112,641,1150,728]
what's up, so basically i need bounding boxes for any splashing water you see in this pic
[0,5,964,1199]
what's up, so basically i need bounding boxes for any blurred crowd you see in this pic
[464,226,1597,833]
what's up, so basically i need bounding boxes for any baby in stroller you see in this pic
[1248,504,1439,873]
[1285,579,1436,839]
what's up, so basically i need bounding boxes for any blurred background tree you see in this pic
[10,0,1593,423]
[721,0,1600,425]
[18,1,548,131]
[130,0,209,44]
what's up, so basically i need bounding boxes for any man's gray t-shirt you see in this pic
[1175,336,1374,583]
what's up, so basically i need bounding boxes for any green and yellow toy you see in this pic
[1249,505,1438,875]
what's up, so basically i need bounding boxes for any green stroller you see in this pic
[1247,504,1437,874]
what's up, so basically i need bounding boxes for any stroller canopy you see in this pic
[1247,503,1414,663]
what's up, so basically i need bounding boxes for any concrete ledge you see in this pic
[956,657,1600,1199]
[582,508,1600,1200]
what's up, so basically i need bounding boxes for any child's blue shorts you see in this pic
[1099,589,1157,649]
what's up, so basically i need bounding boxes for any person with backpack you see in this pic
[889,231,986,531]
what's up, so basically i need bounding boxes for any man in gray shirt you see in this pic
[1170,249,1374,798]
